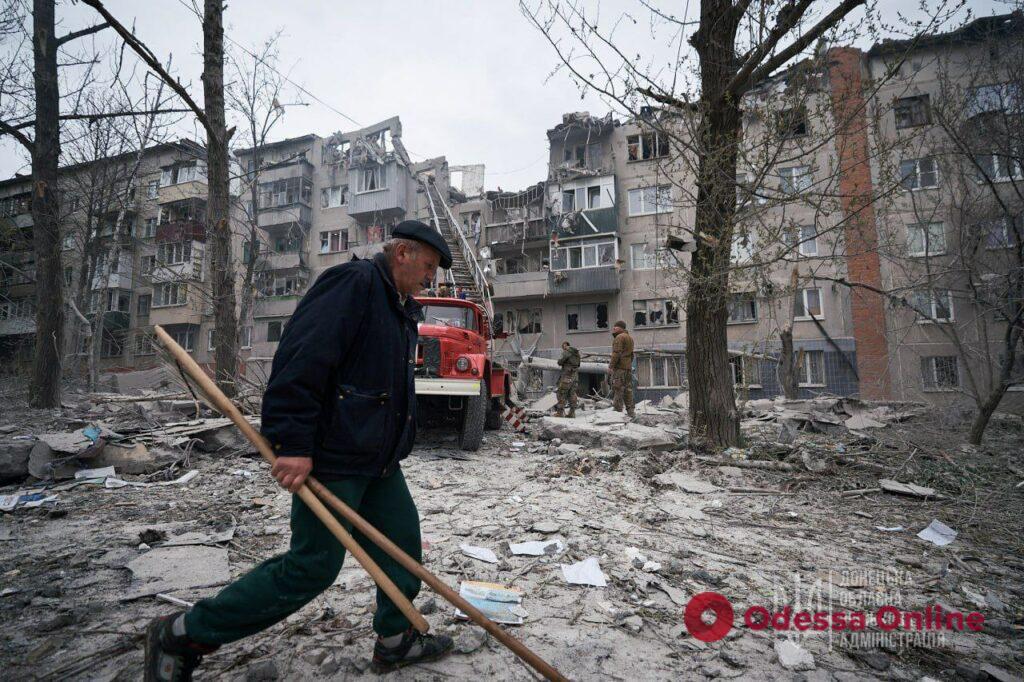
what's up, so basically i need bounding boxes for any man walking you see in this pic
[144,221,456,680]
[608,321,635,418]
[555,341,581,418]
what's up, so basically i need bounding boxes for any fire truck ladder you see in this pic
[422,179,494,323]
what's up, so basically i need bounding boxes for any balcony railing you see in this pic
[491,271,548,300]
[547,266,620,297]
[486,219,549,246]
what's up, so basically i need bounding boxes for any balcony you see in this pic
[491,271,548,301]
[91,266,133,290]
[258,203,312,230]
[158,180,206,204]
[347,161,407,219]
[254,296,299,318]
[547,266,620,297]
[156,219,205,243]
[486,219,549,252]
[258,251,303,271]
[552,206,617,240]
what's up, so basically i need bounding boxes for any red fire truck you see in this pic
[414,297,509,450]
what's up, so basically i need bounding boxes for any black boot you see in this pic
[371,628,454,673]
[144,614,218,682]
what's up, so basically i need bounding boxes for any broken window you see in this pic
[319,229,349,254]
[551,238,617,271]
[633,299,677,327]
[626,132,669,160]
[259,177,314,207]
[921,356,958,390]
[565,302,609,331]
[778,107,809,138]
[587,186,601,209]
[894,95,931,129]
[514,308,542,334]
[321,185,348,208]
[727,294,758,323]
[267,320,283,343]
[562,190,576,213]
[730,356,760,387]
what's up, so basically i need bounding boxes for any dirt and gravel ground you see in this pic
[1,395,1022,681]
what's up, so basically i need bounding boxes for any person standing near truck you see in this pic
[608,321,635,418]
[143,221,458,680]
[555,341,581,418]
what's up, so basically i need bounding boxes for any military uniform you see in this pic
[555,345,581,417]
[610,329,635,417]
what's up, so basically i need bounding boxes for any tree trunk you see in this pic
[779,327,798,399]
[203,0,237,396]
[968,383,1008,446]
[686,0,743,447]
[28,0,64,408]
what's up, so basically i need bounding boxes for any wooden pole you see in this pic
[306,477,567,681]
[152,325,568,682]
[152,326,429,634]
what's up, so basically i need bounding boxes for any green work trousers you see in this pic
[184,468,422,645]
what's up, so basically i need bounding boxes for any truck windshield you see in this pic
[423,305,477,331]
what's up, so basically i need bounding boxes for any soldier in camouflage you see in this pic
[555,341,581,418]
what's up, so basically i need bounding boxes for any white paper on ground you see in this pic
[917,519,957,546]
[875,526,905,532]
[459,544,499,563]
[75,466,116,480]
[508,538,564,556]
[561,557,607,587]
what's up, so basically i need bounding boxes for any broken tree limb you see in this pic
[524,355,608,374]
[697,457,798,471]
[152,325,429,635]
[152,325,567,682]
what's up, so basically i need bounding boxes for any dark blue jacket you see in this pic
[261,253,422,478]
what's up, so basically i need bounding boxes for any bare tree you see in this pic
[0,0,109,406]
[225,33,299,362]
[83,0,239,396]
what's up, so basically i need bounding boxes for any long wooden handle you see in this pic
[305,477,568,681]
[153,326,429,634]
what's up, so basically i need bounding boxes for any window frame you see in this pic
[266,320,284,343]
[356,165,385,194]
[894,94,932,129]
[907,223,947,257]
[319,228,349,254]
[626,131,670,162]
[922,355,959,391]
[727,293,758,324]
[778,166,812,195]
[899,157,940,190]
[911,289,955,323]
[627,185,673,216]
[550,237,618,271]
[730,355,762,388]
[565,302,610,332]
[632,298,679,328]
[636,354,683,388]
[793,288,824,321]
[798,349,826,387]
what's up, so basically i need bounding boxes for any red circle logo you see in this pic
[684,592,734,642]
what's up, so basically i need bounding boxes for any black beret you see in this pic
[392,220,453,269]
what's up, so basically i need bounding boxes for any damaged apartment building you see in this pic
[0,139,217,375]
[233,116,458,378]
[0,116,461,383]
[480,13,1024,409]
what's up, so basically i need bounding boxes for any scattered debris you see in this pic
[508,538,564,556]
[774,639,815,671]
[879,478,944,499]
[459,544,499,564]
[126,545,231,592]
[454,581,525,625]
[917,519,958,546]
[561,557,607,587]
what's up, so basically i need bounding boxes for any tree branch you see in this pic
[733,0,865,95]
[7,108,192,131]
[0,119,32,149]
[79,0,214,138]
[57,22,110,46]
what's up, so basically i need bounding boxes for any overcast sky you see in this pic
[0,0,1004,191]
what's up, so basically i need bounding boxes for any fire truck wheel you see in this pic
[458,382,486,451]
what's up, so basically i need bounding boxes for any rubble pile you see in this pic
[1,385,1022,680]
